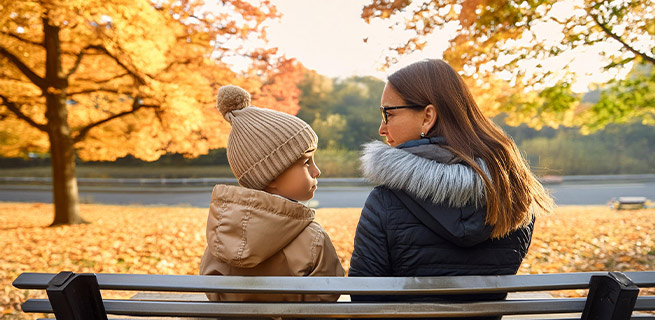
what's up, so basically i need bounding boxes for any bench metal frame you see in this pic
[13,271,655,319]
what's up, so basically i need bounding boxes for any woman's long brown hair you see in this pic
[388,59,554,238]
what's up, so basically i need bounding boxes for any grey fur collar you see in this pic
[360,141,489,208]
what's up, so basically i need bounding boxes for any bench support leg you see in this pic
[46,271,108,320]
[581,271,639,320]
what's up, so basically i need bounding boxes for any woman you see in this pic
[349,59,554,314]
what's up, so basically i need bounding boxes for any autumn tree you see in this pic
[297,69,335,125]
[296,74,385,150]
[361,0,654,130]
[0,0,304,225]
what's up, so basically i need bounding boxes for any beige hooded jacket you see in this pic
[199,184,345,302]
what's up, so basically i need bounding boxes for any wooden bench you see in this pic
[13,271,655,319]
[614,197,648,210]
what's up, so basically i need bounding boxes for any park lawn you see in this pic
[1,202,654,319]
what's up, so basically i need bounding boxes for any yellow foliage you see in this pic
[0,0,303,162]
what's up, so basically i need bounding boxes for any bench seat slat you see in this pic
[34,317,655,320]
[22,298,587,317]
[21,297,655,318]
[12,271,655,294]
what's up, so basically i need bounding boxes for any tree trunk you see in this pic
[43,16,84,226]
[47,115,83,226]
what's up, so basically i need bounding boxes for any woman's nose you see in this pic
[379,120,387,136]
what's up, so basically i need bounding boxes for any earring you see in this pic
[420,132,425,138]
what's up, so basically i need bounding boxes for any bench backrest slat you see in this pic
[13,271,655,295]
[635,296,655,311]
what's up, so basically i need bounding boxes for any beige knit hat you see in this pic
[216,85,318,190]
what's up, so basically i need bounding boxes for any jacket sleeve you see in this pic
[349,188,391,277]
[304,223,345,302]
[308,224,346,278]
[198,246,223,301]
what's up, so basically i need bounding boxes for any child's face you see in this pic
[264,149,321,202]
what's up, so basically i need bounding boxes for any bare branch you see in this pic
[0,94,48,132]
[73,98,158,143]
[0,31,43,47]
[0,47,47,89]
[588,11,655,65]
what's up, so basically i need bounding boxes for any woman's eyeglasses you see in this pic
[380,105,425,124]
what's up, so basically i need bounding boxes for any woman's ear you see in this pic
[422,104,438,133]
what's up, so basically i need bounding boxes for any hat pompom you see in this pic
[216,85,251,119]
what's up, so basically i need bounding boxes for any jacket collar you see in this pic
[360,139,488,208]
[396,137,460,164]
[206,185,314,268]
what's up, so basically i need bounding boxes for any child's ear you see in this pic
[264,179,278,194]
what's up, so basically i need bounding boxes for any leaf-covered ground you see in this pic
[1,202,654,319]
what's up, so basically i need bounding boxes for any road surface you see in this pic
[0,182,653,208]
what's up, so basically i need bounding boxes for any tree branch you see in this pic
[0,74,30,83]
[65,45,92,78]
[75,72,129,84]
[588,11,655,65]
[0,31,43,47]
[68,88,122,96]
[85,45,148,85]
[159,59,192,75]
[0,94,48,132]
[0,47,47,89]
[73,98,158,143]
[65,44,123,78]
[61,48,104,56]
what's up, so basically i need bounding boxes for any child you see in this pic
[199,85,345,302]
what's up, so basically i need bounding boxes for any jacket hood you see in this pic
[205,184,315,268]
[361,140,489,208]
[361,140,492,246]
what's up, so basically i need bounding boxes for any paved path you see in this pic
[0,181,653,208]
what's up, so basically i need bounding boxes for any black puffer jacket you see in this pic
[349,139,534,316]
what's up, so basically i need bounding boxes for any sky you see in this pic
[223,0,457,81]
[262,0,452,79]
[226,0,635,93]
